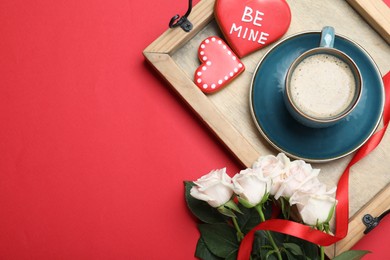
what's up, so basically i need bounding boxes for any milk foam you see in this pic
[290,54,356,119]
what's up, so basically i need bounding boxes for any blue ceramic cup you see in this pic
[284,26,362,128]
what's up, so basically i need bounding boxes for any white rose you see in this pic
[291,176,328,200]
[232,168,271,207]
[252,153,288,177]
[274,160,320,200]
[292,193,337,226]
[253,153,290,195]
[190,168,234,208]
[289,183,336,206]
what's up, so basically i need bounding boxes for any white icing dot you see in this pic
[197,71,202,76]
[205,39,210,44]
[218,40,222,44]
[224,76,229,80]
[229,72,234,77]
[211,84,216,89]
[202,56,207,61]
[218,80,223,84]
[228,51,232,55]
[238,63,243,68]
[206,61,211,66]
[232,56,236,61]
[202,66,207,71]
[201,44,205,49]
[223,45,227,49]
[203,84,208,89]
[200,51,204,55]
[212,37,216,41]
[197,78,202,83]
[234,68,238,73]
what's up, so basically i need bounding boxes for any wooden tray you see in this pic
[144,0,390,257]
[347,0,390,44]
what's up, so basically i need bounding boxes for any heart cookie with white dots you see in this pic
[194,36,245,94]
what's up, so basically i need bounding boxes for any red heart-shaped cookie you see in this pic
[194,36,245,94]
[215,0,291,58]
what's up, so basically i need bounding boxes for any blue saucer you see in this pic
[250,31,384,162]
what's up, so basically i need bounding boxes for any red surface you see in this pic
[0,0,388,259]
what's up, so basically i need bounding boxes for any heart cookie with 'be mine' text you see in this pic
[194,36,245,94]
[215,0,291,58]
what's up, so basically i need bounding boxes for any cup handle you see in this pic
[320,26,335,48]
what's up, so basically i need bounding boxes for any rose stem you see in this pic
[255,205,282,260]
[232,217,244,241]
[320,245,325,260]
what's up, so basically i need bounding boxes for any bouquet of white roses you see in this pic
[185,153,369,260]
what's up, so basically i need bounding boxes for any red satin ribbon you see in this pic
[237,72,390,260]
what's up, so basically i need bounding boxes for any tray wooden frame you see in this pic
[347,0,390,44]
[144,0,390,257]
[143,0,259,168]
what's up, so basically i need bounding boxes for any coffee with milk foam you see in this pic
[290,54,356,119]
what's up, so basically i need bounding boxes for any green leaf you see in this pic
[262,200,274,219]
[238,197,255,208]
[224,200,243,214]
[283,243,304,256]
[333,250,371,260]
[325,203,336,223]
[265,250,278,260]
[280,197,291,219]
[225,249,238,260]
[268,230,287,248]
[198,223,239,258]
[195,237,223,260]
[184,181,226,224]
[286,235,320,259]
[252,231,275,259]
[284,250,299,260]
[217,206,237,218]
[323,223,330,234]
[260,192,270,205]
[254,230,269,247]
[301,242,319,260]
[281,246,313,260]
[253,230,286,248]
[236,205,261,233]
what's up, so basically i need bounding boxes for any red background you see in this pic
[0,0,389,259]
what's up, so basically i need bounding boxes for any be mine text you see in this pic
[229,6,269,44]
